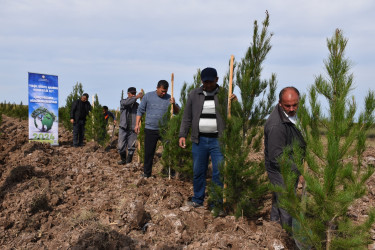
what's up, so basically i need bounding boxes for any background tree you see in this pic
[277,29,375,249]
[60,82,84,131]
[209,11,277,218]
[0,101,28,120]
[85,94,109,146]
[159,69,202,179]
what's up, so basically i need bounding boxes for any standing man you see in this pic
[135,80,179,178]
[118,87,143,165]
[103,106,117,125]
[264,86,306,229]
[179,67,235,208]
[70,93,92,147]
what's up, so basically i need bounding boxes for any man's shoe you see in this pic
[186,200,203,208]
[140,173,150,178]
[211,209,225,217]
[118,153,127,165]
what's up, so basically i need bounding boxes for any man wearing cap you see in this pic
[135,80,180,178]
[179,67,236,209]
[118,87,144,165]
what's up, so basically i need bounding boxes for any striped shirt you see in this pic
[199,90,218,135]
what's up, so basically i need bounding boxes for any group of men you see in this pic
[70,67,305,228]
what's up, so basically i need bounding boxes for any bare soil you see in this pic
[1,115,375,250]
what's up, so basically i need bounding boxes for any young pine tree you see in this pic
[277,29,375,249]
[61,82,84,131]
[85,94,109,146]
[209,11,277,218]
[159,70,202,179]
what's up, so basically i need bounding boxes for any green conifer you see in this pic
[277,29,375,249]
[209,11,277,218]
[85,94,109,146]
[159,70,201,178]
[61,82,84,131]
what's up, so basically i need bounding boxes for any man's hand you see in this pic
[230,94,238,101]
[134,125,140,134]
[298,175,305,186]
[70,119,74,124]
[170,97,176,104]
[179,137,186,148]
[113,120,117,125]
[136,92,144,99]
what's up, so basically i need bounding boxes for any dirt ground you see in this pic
[1,115,375,250]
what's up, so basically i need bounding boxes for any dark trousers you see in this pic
[144,129,161,177]
[267,169,299,229]
[73,120,86,146]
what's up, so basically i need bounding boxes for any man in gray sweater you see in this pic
[135,80,179,177]
[118,87,143,165]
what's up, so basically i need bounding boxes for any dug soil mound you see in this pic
[1,114,375,249]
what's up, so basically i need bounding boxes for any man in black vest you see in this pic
[264,86,306,228]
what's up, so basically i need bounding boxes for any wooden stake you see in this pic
[137,89,144,163]
[227,55,234,118]
[169,73,174,180]
[224,55,235,202]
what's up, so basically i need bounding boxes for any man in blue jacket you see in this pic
[118,87,143,165]
[135,80,179,177]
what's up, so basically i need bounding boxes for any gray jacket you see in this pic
[119,97,139,130]
[264,105,306,173]
[179,85,225,143]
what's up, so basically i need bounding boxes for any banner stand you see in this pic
[28,72,59,146]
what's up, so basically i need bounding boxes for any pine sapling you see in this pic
[209,11,277,218]
[277,29,375,250]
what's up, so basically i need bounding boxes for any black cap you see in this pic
[127,87,136,93]
[201,67,218,82]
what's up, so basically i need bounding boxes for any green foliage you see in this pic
[210,11,277,218]
[0,101,28,120]
[159,70,201,179]
[278,29,375,249]
[85,94,109,146]
[60,82,84,131]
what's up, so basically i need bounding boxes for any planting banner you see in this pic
[28,72,59,145]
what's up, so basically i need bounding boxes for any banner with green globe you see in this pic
[28,72,58,145]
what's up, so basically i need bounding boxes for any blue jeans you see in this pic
[192,136,224,205]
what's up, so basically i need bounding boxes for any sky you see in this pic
[1,0,374,114]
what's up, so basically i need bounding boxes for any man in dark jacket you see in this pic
[103,106,116,125]
[118,87,143,165]
[70,93,92,147]
[179,67,236,209]
[264,86,306,228]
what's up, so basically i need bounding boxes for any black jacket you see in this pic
[264,105,306,173]
[70,99,92,122]
[179,85,225,143]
